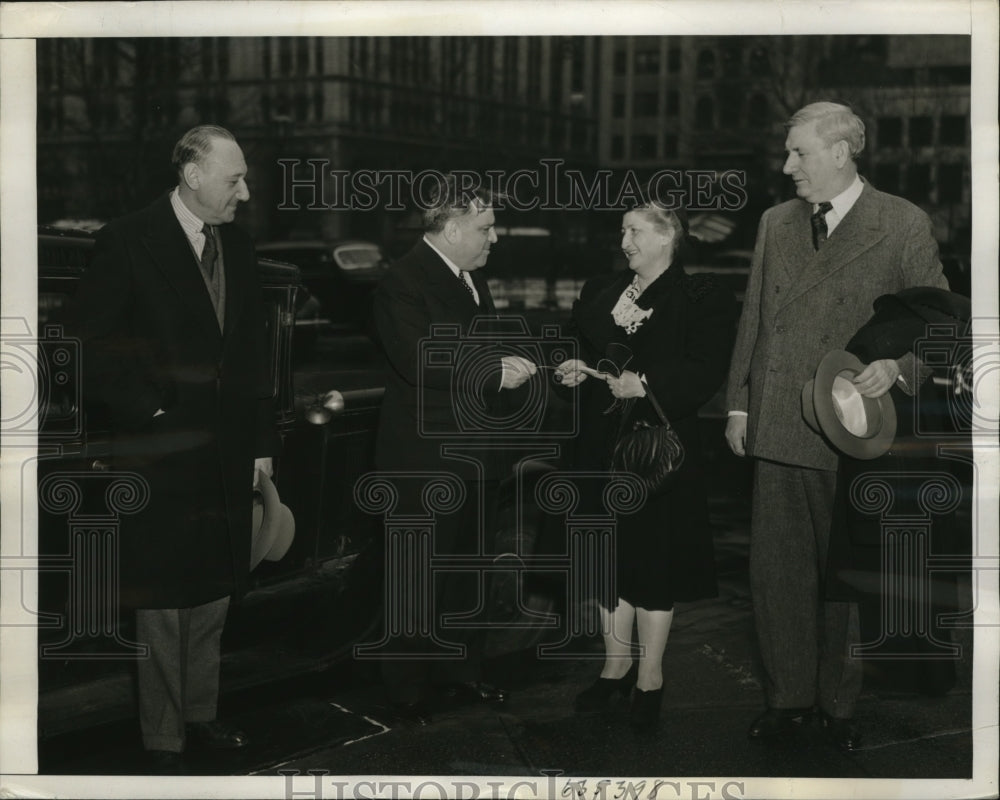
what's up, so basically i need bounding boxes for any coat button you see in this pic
[836,297,846,305]
[821,334,831,344]
[775,325,786,334]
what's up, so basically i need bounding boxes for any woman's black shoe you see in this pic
[574,664,637,712]
[629,687,663,733]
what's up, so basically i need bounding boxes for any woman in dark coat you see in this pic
[555,203,736,731]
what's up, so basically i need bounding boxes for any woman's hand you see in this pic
[606,370,646,399]
[554,358,591,387]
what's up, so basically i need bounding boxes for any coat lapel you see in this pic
[416,240,487,321]
[140,194,223,342]
[772,200,815,288]
[783,183,888,307]
[219,224,244,339]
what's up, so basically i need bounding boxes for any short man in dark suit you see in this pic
[74,125,277,772]
[724,102,948,750]
[370,177,536,722]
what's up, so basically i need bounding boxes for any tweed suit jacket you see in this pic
[725,182,948,471]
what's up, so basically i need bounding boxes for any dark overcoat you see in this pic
[73,193,277,609]
[570,262,737,603]
[372,239,525,483]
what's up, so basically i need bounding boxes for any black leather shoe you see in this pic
[629,687,663,734]
[747,707,813,740]
[186,720,249,750]
[575,664,638,712]
[390,699,434,726]
[820,712,862,752]
[442,681,508,705]
[147,749,184,775]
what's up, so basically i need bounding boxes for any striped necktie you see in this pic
[201,225,217,278]
[810,202,833,250]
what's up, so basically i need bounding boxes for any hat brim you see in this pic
[811,350,897,460]
[801,379,820,434]
[251,471,296,570]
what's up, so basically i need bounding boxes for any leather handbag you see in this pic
[611,382,684,495]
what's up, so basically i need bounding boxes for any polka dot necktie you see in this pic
[459,270,478,304]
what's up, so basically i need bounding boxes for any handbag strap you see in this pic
[640,381,672,429]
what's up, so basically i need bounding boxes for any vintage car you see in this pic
[33,227,386,738]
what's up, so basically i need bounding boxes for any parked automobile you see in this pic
[32,227,386,735]
[255,239,390,336]
[687,248,753,303]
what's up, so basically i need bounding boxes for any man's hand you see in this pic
[254,457,273,489]
[853,358,900,398]
[554,358,589,387]
[725,415,747,457]
[500,356,537,389]
[606,370,646,399]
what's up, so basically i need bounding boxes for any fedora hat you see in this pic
[251,471,295,570]
[802,350,897,460]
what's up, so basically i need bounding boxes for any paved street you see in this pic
[33,429,980,793]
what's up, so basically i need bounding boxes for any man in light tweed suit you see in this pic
[725,102,948,750]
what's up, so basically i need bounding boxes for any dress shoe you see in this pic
[820,712,862,752]
[629,687,663,733]
[442,681,508,705]
[747,707,813,740]
[186,720,249,750]
[146,749,184,775]
[390,699,434,726]
[574,663,638,712]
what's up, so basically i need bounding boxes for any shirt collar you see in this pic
[819,174,864,219]
[423,235,463,277]
[170,187,209,242]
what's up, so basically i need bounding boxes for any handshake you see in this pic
[500,355,538,390]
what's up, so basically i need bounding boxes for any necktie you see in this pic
[201,225,217,278]
[458,270,478,304]
[810,202,833,250]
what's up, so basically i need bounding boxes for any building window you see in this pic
[719,88,741,127]
[909,116,933,147]
[697,49,715,79]
[907,163,931,202]
[665,90,679,116]
[611,135,624,159]
[877,117,903,147]
[939,115,967,146]
[614,49,627,76]
[748,93,769,128]
[635,49,659,75]
[873,163,900,194]
[721,44,742,77]
[668,47,681,74]
[612,93,625,117]
[279,38,293,76]
[749,47,770,75]
[634,91,658,117]
[503,39,518,100]
[663,133,678,157]
[695,96,714,128]
[632,134,657,159]
[938,163,964,204]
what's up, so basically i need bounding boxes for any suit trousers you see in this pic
[135,595,230,751]
[380,479,498,703]
[749,459,862,718]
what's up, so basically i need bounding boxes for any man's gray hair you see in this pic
[171,125,237,177]
[786,102,866,158]
[422,174,494,233]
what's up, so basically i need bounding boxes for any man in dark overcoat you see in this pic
[370,177,536,723]
[73,125,277,772]
[724,102,948,750]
